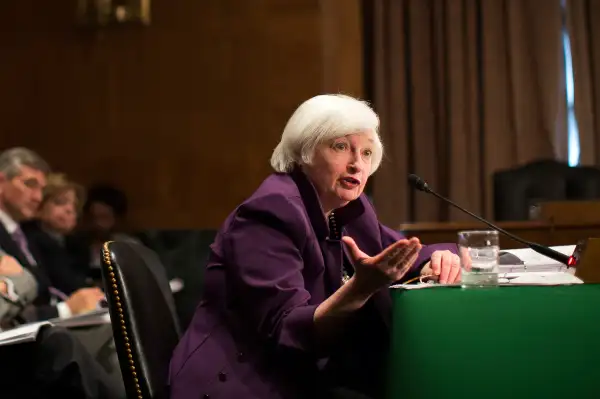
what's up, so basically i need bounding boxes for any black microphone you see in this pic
[407,174,571,266]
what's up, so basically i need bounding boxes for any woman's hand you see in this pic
[313,236,421,337]
[421,250,461,284]
[342,236,422,295]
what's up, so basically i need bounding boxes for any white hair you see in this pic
[270,94,383,175]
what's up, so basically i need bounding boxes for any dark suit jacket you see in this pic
[21,221,89,295]
[169,169,457,399]
[0,222,60,321]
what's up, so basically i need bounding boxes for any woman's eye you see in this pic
[333,142,347,151]
[363,149,373,157]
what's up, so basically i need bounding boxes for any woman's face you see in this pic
[38,189,78,234]
[302,132,374,213]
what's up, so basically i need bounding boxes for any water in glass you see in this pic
[459,230,499,288]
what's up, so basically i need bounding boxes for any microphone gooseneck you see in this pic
[407,174,571,266]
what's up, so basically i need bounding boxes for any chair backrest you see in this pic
[493,159,600,221]
[100,240,181,399]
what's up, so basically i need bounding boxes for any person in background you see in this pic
[0,251,37,328]
[169,94,461,399]
[21,173,89,295]
[0,149,125,398]
[0,147,103,322]
[71,184,139,283]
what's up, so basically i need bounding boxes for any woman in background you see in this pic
[169,94,461,399]
[22,173,89,295]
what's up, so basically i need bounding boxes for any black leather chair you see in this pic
[493,159,600,221]
[100,241,181,399]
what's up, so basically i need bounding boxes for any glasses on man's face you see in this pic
[18,177,44,193]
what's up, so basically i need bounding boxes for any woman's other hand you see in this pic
[342,236,422,294]
[421,250,461,284]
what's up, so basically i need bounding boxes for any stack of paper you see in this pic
[0,321,51,346]
[499,270,582,285]
[49,308,111,329]
[391,269,583,290]
[499,245,575,273]
[0,308,111,347]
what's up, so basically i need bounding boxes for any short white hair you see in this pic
[270,94,383,175]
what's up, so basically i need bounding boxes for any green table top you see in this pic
[387,284,600,398]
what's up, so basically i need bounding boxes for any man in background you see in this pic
[0,147,102,321]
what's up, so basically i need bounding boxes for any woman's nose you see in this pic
[348,155,363,173]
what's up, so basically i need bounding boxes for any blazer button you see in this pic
[237,352,245,362]
[218,371,227,382]
[203,395,210,399]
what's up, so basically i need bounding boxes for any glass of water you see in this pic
[458,230,499,288]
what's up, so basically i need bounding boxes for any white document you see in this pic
[49,308,111,329]
[0,309,111,346]
[391,270,582,290]
[499,270,583,285]
[0,321,51,346]
[500,245,576,271]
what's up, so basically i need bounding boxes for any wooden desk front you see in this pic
[398,220,600,249]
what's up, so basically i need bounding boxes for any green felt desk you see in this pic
[387,284,600,398]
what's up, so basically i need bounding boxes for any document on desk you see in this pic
[0,309,111,346]
[391,271,583,290]
[49,308,110,329]
[0,321,51,346]
[499,271,582,285]
[500,245,576,271]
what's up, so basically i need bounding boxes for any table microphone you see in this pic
[407,174,571,266]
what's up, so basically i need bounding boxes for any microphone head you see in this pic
[408,174,430,192]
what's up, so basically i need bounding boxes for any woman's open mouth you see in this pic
[340,176,360,189]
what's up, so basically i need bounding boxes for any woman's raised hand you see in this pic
[342,236,422,294]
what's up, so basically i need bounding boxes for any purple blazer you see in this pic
[169,169,457,399]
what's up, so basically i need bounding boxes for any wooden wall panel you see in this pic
[0,0,362,229]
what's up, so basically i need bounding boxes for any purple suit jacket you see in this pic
[169,169,457,399]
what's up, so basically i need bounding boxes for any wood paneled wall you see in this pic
[0,0,363,229]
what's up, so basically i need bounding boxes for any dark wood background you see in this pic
[0,0,363,229]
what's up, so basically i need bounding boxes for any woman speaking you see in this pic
[169,94,459,399]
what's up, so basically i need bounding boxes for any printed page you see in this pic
[49,308,110,329]
[0,321,51,346]
[501,245,576,267]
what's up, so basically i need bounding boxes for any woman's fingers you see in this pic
[446,254,462,283]
[386,239,421,270]
[347,236,423,287]
[373,237,421,267]
[395,249,420,277]
[341,236,369,263]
